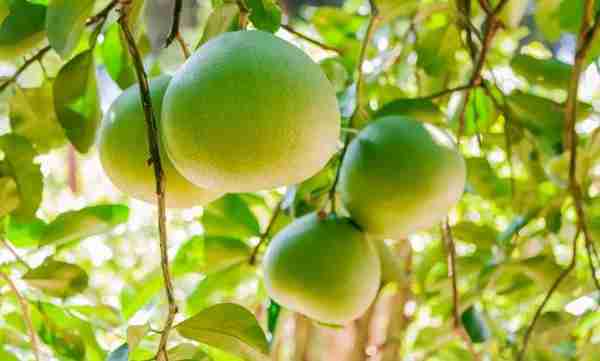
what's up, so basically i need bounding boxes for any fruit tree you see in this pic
[1,0,600,361]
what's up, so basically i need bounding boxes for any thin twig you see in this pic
[118,8,177,361]
[236,0,249,29]
[328,0,379,213]
[0,46,51,93]
[249,198,284,265]
[440,220,480,361]
[175,33,190,59]
[518,228,581,361]
[456,0,508,143]
[165,0,183,47]
[1,237,31,271]
[0,271,40,361]
[281,24,343,54]
[414,83,474,101]
[85,0,119,26]
[563,0,600,297]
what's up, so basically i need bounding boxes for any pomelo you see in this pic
[99,75,222,208]
[339,116,466,239]
[263,213,381,325]
[161,30,340,193]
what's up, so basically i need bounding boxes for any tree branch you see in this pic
[456,0,508,142]
[440,219,480,361]
[165,0,183,47]
[118,8,177,361]
[0,270,40,361]
[1,237,31,271]
[281,24,343,54]
[249,197,284,265]
[236,0,250,29]
[518,228,581,361]
[328,0,379,213]
[414,83,475,101]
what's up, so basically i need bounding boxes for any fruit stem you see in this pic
[326,0,379,215]
[249,195,285,265]
[118,7,178,361]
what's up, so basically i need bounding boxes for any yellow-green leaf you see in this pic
[23,259,88,298]
[46,0,95,58]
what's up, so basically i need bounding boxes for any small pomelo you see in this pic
[339,116,466,239]
[263,213,381,325]
[99,75,222,208]
[161,30,340,193]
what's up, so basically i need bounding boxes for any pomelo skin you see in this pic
[161,30,340,193]
[339,116,466,239]
[99,75,222,208]
[263,213,381,325]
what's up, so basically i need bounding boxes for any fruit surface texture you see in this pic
[263,213,381,324]
[99,75,222,208]
[339,116,466,239]
[162,30,340,192]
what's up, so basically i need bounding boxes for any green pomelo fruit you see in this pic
[263,213,381,325]
[99,75,222,208]
[161,30,340,193]
[0,0,46,60]
[339,116,466,239]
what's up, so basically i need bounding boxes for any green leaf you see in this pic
[0,348,19,361]
[173,235,251,276]
[4,216,47,247]
[101,23,136,89]
[120,270,163,320]
[53,49,101,153]
[168,343,211,361]
[39,204,129,247]
[463,88,497,136]
[202,194,260,239]
[187,264,258,314]
[245,0,281,33]
[46,0,95,57]
[23,259,88,297]
[267,299,280,334]
[0,177,19,218]
[176,303,269,361]
[0,2,9,24]
[9,82,66,152]
[461,305,490,343]
[511,54,572,89]
[127,323,149,353]
[452,222,498,249]
[198,2,240,48]
[0,134,43,222]
[107,343,129,361]
[535,0,562,41]
[319,57,349,93]
[0,0,46,60]
[498,0,528,28]
[416,24,461,76]
[375,98,445,124]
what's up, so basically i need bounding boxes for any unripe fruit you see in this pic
[339,116,466,239]
[99,75,222,208]
[263,213,381,325]
[161,30,340,193]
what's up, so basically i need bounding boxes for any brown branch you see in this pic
[1,237,31,271]
[518,228,581,361]
[456,0,508,142]
[0,271,40,361]
[85,0,119,26]
[440,220,480,361]
[328,0,379,213]
[174,33,190,59]
[118,9,177,361]
[0,46,51,93]
[165,0,183,47]
[281,24,343,54]
[414,83,474,101]
[236,0,249,29]
[563,0,600,299]
[249,197,284,265]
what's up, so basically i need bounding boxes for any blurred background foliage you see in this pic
[2,0,600,360]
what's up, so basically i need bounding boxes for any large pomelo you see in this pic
[99,75,222,208]
[161,30,340,193]
[263,213,381,325]
[339,116,466,239]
